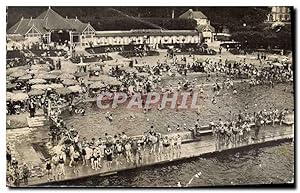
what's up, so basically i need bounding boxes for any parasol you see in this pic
[55,87,72,95]
[59,73,75,80]
[74,72,87,78]
[7,82,16,90]
[18,74,32,81]
[10,70,27,78]
[68,85,83,93]
[6,92,14,101]
[28,78,47,85]
[273,62,283,67]
[36,73,58,80]
[90,81,106,89]
[49,70,63,76]
[62,79,77,86]
[28,89,45,96]
[11,93,29,101]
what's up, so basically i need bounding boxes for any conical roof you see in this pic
[36,7,74,30]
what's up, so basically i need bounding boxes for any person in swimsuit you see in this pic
[105,147,113,169]
[58,153,65,177]
[90,148,98,170]
[45,159,52,181]
[72,150,80,174]
[6,146,12,169]
[176,134,182,155]
[163,136,170,158]
[51,153,59,181]
[115,142,123,166]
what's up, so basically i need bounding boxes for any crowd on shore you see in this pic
[6,103,290,186]
[6,48,293,186]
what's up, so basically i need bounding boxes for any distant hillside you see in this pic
[7,7,270,32]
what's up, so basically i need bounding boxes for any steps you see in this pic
[27,115,48,128]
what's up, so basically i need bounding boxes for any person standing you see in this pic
[72,150,80,174]
[21,163,30,185]
[6,146,12,169]
[45,159,52,181]
[58,153,65,177]
[105,147,113,170]
[51,153,59,181]
[254,114,262,140]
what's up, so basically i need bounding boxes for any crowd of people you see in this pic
[211,108,289,149]
[6,44,293,186]
[7,104,290,186]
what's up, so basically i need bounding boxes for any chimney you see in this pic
[75,16,78,20]
[66,16,68,19]
[21,16,24,20]
[188,9,193,19]
[28,17,32,25]
[172,10,175,19]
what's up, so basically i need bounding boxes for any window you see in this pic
[26,27,40,37]
[82,26,95,35]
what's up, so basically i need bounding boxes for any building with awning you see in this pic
[7,7,203,48]
[7,7,95,46]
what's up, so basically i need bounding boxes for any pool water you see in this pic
[62,82,294,138]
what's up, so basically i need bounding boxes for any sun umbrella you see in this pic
[49,70,63,76]
[18,74,32,81]
[196,58,204,63]
[28,78,47,85]
[109,79,122,86]
[6,92,14,101]
[7,76,15,81]
[133,63,145,67]
[126,68,138,73]
[49,84,64,89]
[68,85,83,93]
[31,84,49,90]
[7,83,16,90]
[62,79,77,86]
[36,73,58,80]
[55,87,72,95]
[31,84,63,90]
[273,62,283,67]
[137,72,149,77]
[89,66,101,71]
[227,60,236,64]
[11,93,28,101]
[30,64,48,70]
[74,72,87,78]
[10,70,27,78]
[90,81,106,89]
[28,89,45,96]
[7,67,26,76]
[59,73,75,80]
[88,76,103,82]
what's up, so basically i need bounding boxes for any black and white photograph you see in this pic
[5,5,295,187]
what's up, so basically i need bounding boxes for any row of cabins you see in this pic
[7,7,214,50]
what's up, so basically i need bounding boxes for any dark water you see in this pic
[54,142,294,187]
